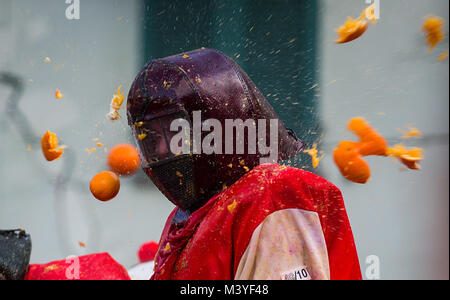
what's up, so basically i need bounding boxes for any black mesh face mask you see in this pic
[132,109,207,211]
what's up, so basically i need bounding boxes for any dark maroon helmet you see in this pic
[127,48,304,211]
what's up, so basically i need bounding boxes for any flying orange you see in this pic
[90,171,121,202]
[335,4,377,44]
[334,118,424,184]
[107,144,141,176]
[41,131,65,161]
[333,118,387,184]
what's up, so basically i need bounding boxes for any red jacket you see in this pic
[152,164,362,280]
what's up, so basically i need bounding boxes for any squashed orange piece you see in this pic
[107,85,125,120]
[422,15,445,53]
[335,4,376,44]
[334,118,423,184]
[386,144,423,170]
[347,117,387,156]
[334,118,387,184]
[334,141,372,184]
[90,171,120,202]
[41,131,65,161]
[304,143,324,168]
[55,89,65,99]
[335,17,369,44]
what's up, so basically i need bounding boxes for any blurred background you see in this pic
[0,0,448,280]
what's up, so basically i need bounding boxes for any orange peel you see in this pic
[386,144,423,170]
[41,131,65,161]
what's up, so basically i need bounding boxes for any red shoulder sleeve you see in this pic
[231,164,362,280]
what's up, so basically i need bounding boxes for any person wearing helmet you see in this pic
[0,49,361,281]
[127,48,362,280]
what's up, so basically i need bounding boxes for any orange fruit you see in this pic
[107,144,141,176]
[335,17,369,44]
[334,117,423,184]
[333,118,387,184]
[335,4,376,44]
[334,141,371,184]
[90,171,120,202]
[348,117,387,156]
[41,131,64,161]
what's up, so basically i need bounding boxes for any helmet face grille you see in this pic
[149,155,197,210]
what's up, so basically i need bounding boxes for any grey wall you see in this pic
[318,0,449,279]
[0,0,174,268]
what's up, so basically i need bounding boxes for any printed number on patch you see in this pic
[281,266,312,280]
